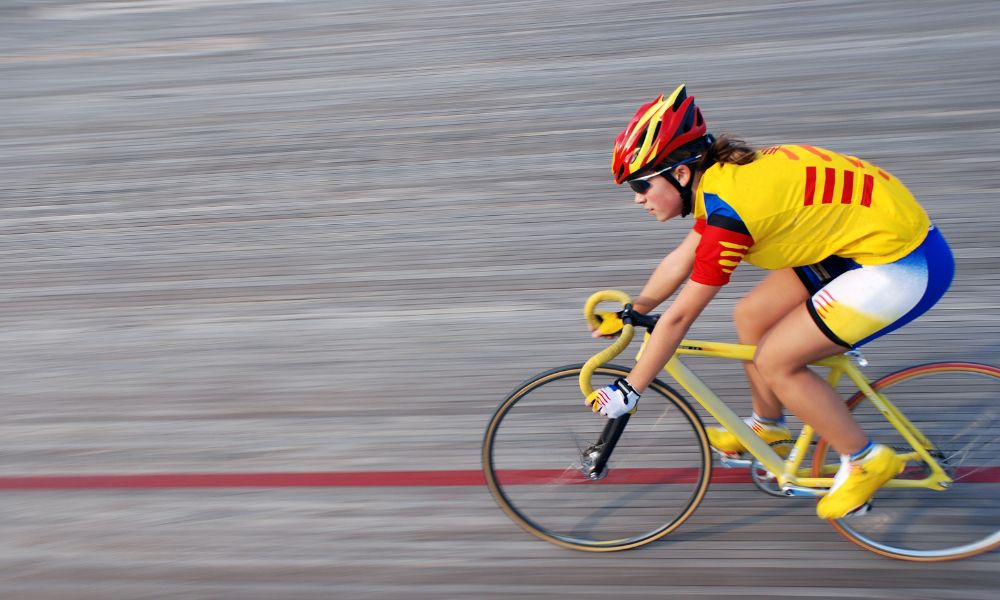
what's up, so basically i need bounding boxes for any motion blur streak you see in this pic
[1,0,998,597]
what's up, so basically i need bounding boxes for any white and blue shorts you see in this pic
[793,226,954,349]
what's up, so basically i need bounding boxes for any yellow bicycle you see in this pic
[482,290,1000,561]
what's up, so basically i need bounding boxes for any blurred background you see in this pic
[1,0,998,597]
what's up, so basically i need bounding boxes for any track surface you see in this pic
[2,0,999,597]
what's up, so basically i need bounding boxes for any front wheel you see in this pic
[812,362,1000,561]
[482,364,711,551]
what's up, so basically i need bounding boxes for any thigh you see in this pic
[755,303,847,374]
[734,268,810,338]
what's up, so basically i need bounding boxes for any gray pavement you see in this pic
[1,0,999,597]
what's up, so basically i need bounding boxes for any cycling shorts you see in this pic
[793,225,954,349]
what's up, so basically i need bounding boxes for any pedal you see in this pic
[714,450,752,468]
[713,438,794,468]
[842,502,873,518]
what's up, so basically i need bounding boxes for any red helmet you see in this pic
[612,84,708,184]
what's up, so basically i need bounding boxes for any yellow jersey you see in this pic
[690,145,930,286]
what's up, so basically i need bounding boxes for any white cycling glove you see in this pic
[586,378,640,418]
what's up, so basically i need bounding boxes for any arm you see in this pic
[627,211,756,391]
[626,279,721,393]
[588,209,754,415]
[632,228,702,314]
[585,224,735,416]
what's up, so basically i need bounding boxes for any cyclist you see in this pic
[586,84,954,519]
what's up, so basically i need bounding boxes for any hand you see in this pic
[585,378,640,418]
[590,311,624,339]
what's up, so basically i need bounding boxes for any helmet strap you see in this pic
[663,171,695,218]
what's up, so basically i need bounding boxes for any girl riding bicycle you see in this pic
[586,84,955,519]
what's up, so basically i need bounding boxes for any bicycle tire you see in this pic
[812,362,1000,561]
[483,364,711,551]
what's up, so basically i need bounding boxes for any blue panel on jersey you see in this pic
[703,193,746,224]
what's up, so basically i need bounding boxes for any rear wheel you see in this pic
[483,364,711,551]
[812,362,1000,561]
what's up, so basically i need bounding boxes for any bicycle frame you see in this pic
[582,290,953,494]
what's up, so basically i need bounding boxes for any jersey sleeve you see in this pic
[690,213,754,286]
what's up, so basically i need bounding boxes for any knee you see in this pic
[753,346,797,387]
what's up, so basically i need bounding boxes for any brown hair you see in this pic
[697,134,756,170]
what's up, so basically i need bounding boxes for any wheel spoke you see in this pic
[483,365,711,551]
[813,363,1000,561]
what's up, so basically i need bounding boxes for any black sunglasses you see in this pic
[626,155,702,194]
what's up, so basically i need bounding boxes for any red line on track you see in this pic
[0,469,736,490]
[1,467,997,490]
[0,471,487,490]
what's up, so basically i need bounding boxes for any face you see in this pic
[631,165,691,222]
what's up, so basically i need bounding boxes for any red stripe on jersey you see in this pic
[800,145,833,161]
[861,174,874,207]
[840,170,854,204]
[822,167,836,204]
[691,223,754,286]
[804,166,816,205]
[879,170,890,181]
[776,146,799,160]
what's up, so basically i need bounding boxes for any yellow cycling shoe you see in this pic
[706,420,792,458]
[816,444,904,520]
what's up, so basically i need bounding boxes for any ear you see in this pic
[673,164,692,186]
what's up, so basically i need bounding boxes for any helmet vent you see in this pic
[649,122,662,145]
[671,89,687,110]
[611,84,707,184]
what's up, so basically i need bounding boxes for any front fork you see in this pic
[582,413,631,480]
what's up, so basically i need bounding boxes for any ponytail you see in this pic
[652,134,756,178]
[698,134,756,171]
